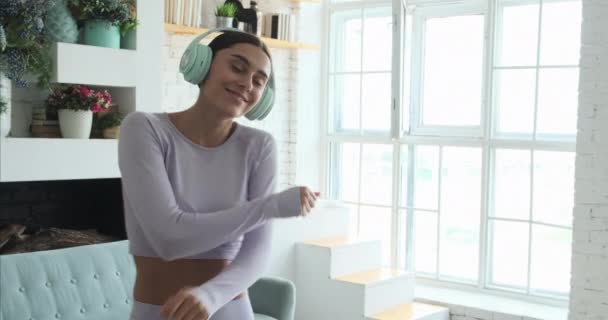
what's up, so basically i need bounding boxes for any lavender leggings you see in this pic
[130,297,254,320]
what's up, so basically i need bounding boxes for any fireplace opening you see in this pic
[0,178,126,255]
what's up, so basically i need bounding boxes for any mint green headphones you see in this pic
[179,27,275,120]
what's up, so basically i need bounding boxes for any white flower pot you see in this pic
[0,73,11,138]
[58,109,93,139]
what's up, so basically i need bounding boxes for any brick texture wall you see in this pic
[569,0,608,319]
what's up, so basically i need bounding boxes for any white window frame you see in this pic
[323,0,577,307]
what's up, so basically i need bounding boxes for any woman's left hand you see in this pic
[160,286,209,320]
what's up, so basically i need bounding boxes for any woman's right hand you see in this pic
[299,187,320,216]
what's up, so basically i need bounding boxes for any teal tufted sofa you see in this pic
[0,240,295,320]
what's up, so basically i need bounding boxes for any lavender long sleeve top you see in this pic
[118,111,302,316]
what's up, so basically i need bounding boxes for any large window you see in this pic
[326,0,581,301]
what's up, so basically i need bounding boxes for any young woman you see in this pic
[119,30,319,320]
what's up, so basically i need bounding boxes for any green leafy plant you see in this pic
[97,111,124,130]
[120,17,138,37]
[119,0,138,36]
[69,0,129,26]
[215,3,237,17]
[0,0,55,88]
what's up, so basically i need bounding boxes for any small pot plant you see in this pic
[45,85,112,139]
[119,0,138,49]
[96,111,124,139]
[69,0,129,48]
[215,3,237,28]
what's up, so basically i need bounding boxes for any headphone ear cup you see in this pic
[257,88,274,120]
[245,86,274,120]
[180,44,213,85]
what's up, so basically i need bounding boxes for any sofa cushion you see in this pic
[0,240,135,320]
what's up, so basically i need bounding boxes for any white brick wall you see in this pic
[569,1,608,319]
[161,31,297,190]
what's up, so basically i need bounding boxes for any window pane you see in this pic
[490,220,529,289]
[533,151,575,226]
[540,1,582,66]
[414,146,439,211]
[347,203,359,238]
[494,69,536,137]
[492,149,530,220]
[439,147,481,281]
[331,143,360,202]
[530,225,572,295]
[400,146,410,208]
[422,15,484,126]
[536,68,579,137]
[363,7,392,72]
[360,206,392,266]
[398,210,408,270]
[415,211,438,275]
[330,10,361,72]
[330,74,361,133]
[360,144,393,206]
[496,2,539,66]
[362,73,391,133]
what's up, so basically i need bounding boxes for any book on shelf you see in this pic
[165,0,203,27]
[30,123,61,138]
[263,13,295,41]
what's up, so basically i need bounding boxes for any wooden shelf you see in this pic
[164,23,320,50]
[50,42,137,87]
[0,138,120,182]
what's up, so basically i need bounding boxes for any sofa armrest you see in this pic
[248,276,296,320]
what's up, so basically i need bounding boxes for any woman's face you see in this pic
[200,43,272,119]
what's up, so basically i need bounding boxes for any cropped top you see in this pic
[117,111,302,316]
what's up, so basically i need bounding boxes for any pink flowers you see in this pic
[45,85,113,113]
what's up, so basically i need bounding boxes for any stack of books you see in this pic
[165,0,204,27]
[30,108,61,138]
[263,13,295,41]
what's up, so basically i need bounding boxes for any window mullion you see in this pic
[527,0,545,295]
[436,146,443,279]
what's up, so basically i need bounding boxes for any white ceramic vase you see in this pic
[58,109,93,139]
[0,73,11,138]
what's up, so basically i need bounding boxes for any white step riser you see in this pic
[271,204,351,279]
[330,241,382,278]
[296,251,366,320]
[364,273,416,316]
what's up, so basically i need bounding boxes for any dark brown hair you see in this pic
[208,31,272,63]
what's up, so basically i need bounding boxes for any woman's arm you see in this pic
[192,134,279,317]
[118,112,301,261]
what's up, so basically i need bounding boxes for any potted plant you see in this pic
[0,0,54,88]
[70,0,129,49]
[119,0,138,50]
[45,85,112,139]
[96,111,124,139]
[215,3,238,28]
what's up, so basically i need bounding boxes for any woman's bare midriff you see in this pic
[133,256,245,305]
